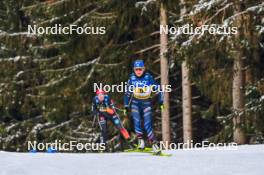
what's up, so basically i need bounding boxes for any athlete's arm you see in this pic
[124,77,133,108]
[149,73,164,105]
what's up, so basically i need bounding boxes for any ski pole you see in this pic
[92,113,98,128]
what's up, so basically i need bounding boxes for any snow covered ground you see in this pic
[1,144,263,175]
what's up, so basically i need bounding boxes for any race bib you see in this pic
[133,86,152,99]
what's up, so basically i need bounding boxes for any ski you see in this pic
[124,147,172,157]
[124,147,152,153]
[152,151,172,157]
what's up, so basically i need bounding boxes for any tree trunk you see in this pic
[182,61,193,146]
[232,54,246,144]
[160,2,171,144]
[180,0,193,147]
[232,2,246,144]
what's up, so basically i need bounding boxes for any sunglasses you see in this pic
[134,68,144,72]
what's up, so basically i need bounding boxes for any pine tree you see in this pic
[232,1,246,144]
[180,0,193,147]
[0,0,263,151]
[160,1,171,144]
[169,0,264,144]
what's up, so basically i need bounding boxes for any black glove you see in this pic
[123,106,129,116]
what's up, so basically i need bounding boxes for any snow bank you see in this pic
[0,144,263,175]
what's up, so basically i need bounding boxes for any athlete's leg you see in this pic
[100,111,130,141]
[142,101,161,154]
[98,115,107,144]
[131,100,143,139]
[142,101,156,142]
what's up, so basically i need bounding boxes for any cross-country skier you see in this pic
[92,89,130,149]
[124,60,163,154]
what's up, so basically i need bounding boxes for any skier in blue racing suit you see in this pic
[124,60,164,154]
[92,89,130,148]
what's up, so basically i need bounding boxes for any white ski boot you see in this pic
[138,139,145,150]
[152,142,161,155]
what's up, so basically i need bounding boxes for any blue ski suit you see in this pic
[92,95,123,144]
[124,72,163,142]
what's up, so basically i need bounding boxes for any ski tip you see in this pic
[152,152,173,157]
[124,148,173,157]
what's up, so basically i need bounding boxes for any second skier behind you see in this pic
[92,89,130,151]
